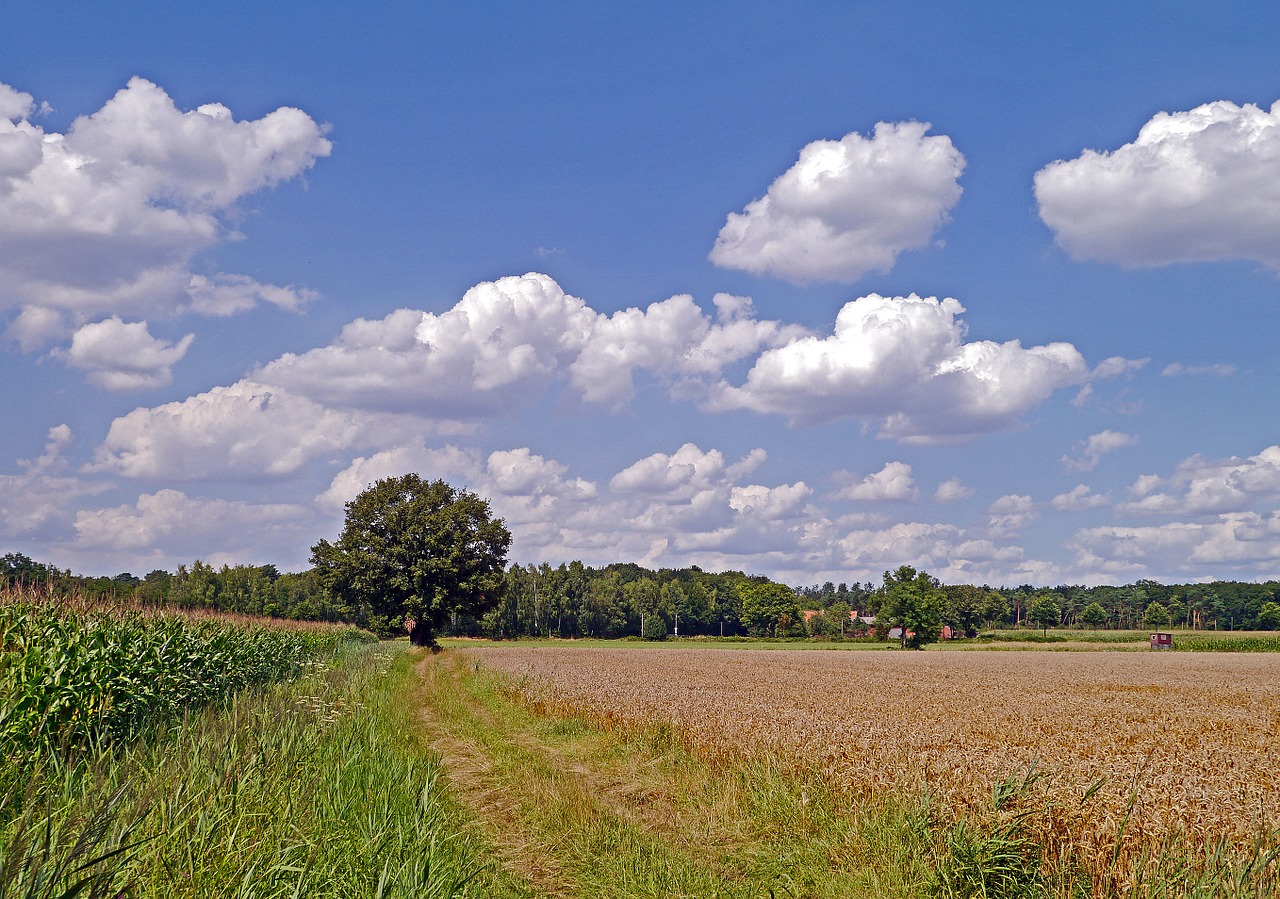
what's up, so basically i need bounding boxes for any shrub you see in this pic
[640,615,668,641]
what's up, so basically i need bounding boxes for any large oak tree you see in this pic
[311,475,511,646]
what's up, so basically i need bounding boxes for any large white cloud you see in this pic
[95,278,1099,479]
[259,273,598,417]
[710,122,965,283]
[0,77,329,357]
[87,380,419,480]
[260,276,796,418]
[1035,99,1280,271]
[709,293,1090,442]
[1119,445,1280,516]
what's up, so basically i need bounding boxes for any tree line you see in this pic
[6,549,1279,639]
[6,474,1280,644]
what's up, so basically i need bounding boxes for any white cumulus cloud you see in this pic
[0,77,329,353]
[831,461,918,501]
[258,273,598,418]
[1035,99,1280,271]
[710,122,965,283]
[88,380,415,480]
[1118,445,1280,516]
[710,293,1089,442]
[1051,484,1110,511]
[90,277,1109,486]
[61,317,194,390]
[260,276,797,418]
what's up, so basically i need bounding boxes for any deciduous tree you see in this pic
[1080,601,1108,631]
[1142,601,1170,630]
[875,566,944,649]
[741,581,800,637]
[311,475,511,646]
[1028,593,1062,636]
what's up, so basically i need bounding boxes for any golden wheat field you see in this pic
[460,644,1280,868]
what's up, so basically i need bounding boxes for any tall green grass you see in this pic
[1,643,514,898]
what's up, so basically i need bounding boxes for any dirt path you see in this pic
[415,653,571,896]
[414,653,709,897]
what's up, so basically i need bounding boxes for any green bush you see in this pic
[640,614,668,641]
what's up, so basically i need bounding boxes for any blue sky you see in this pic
[2,1,1279,586]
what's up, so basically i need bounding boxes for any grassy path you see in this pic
[416,651,933,899]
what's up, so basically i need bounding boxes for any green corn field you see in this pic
[0,588,493,898]
[1,588,373,763]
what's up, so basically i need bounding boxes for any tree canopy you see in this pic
[1028,593,1062,636]
[874,565,944,649]
[310,475,511,646]
[1080,601,1108,630]
[740,581,800,637]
